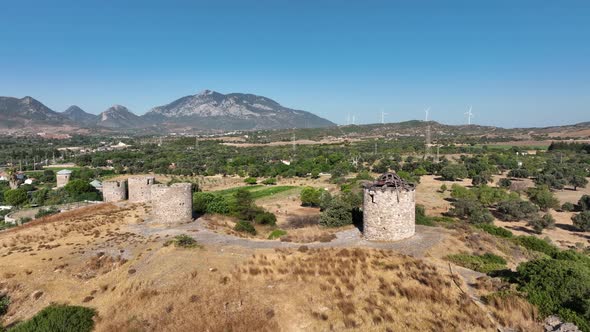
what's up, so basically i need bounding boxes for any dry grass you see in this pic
[97,273,278,332]
[236,248,496,331]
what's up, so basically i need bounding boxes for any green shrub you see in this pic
[244,177,257,185]
[234,221,256,235]
[193,192,230,214]
[10,304,96,332]
[0,294,9,317]
[496,199,539,221]
[164,234,200,248]
[268,229,287,240]
[19,217,32,224]
[232,189,261,221]
[447,198,494,224]
[262,178,277,185]
[572,211,590,232]
[450,184,476,201]
[513,236,558,256]
[475,223,513,238]
[446,253,507,273]
[254,212,277,226]
[319,198,352,227]
[35,207,59,219]
[498,178,512,189]
[561,202,575,212]
[527,213,556,234]
[577,195,590,211]
[439,184,448,192]
[516,257,590,331]
[300,187,323,207]
[63,179,94,196]
[4,188,28,206]
[527,186,560,211]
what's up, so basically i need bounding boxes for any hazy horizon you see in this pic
[1,0,589,128]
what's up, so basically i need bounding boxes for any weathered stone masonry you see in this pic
[103,180,127,202]
[128,176,155,203]
[363,173,416,241]
[151,183,193,224]
[103,176,193,225]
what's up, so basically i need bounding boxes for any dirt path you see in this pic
[126,221,447,258]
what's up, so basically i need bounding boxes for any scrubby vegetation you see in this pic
[267,229,287,239]
[474,223,514,238]
[164,234,201,248]
[446,253,507,273]
[515,251,590,331]
[9,304,96,332]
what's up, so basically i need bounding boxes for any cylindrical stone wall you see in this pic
[103,180,127,202]
[150,183,193,224]
[363,188,415,241]
[128,176,155,203]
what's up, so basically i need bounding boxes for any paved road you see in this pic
[127,220,446,258]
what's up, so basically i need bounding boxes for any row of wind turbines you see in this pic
[345,106,475,125]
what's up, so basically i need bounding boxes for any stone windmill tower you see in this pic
[363,173,416,241]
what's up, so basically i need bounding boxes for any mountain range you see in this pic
[0,91,335,133]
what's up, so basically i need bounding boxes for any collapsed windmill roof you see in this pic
[365,172,415,191]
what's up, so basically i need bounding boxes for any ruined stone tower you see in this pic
[363,173,416,241]
[103,180,127,202]
[128,176,155,203]
[56,169,72,188]
[150,183,193,224]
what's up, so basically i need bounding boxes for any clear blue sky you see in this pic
[1,0,589,127]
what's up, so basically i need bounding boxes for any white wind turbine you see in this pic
[380,110,389,124]
[464,105,474,125]
[424,107,431,121]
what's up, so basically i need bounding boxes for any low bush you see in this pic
[234,221,256,235]
[527,186,560,211]
[254,212,277,226]
[193,192,230,214]
[0,294,9,317]
[10,304,96,332]
[164,234,200,249]
[267,229,287,240]
[446,253,507,273]
[572,211,590,232]
[496,199,539,221]
[262,178,277,185]
[447,198,494,224]
[515,256,590,331]
[244,177,257,185]
[578,195,590,211]
[561,202,575,212]
[319,198,352,227]
[498,178,512,189]
[475,223,513,238]
[512,236,558,256]
[527,214,556,234]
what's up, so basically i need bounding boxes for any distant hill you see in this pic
[142,90,335,130]
[0,96,69,129]
[62,105,97,126]
[97,105,146,129]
